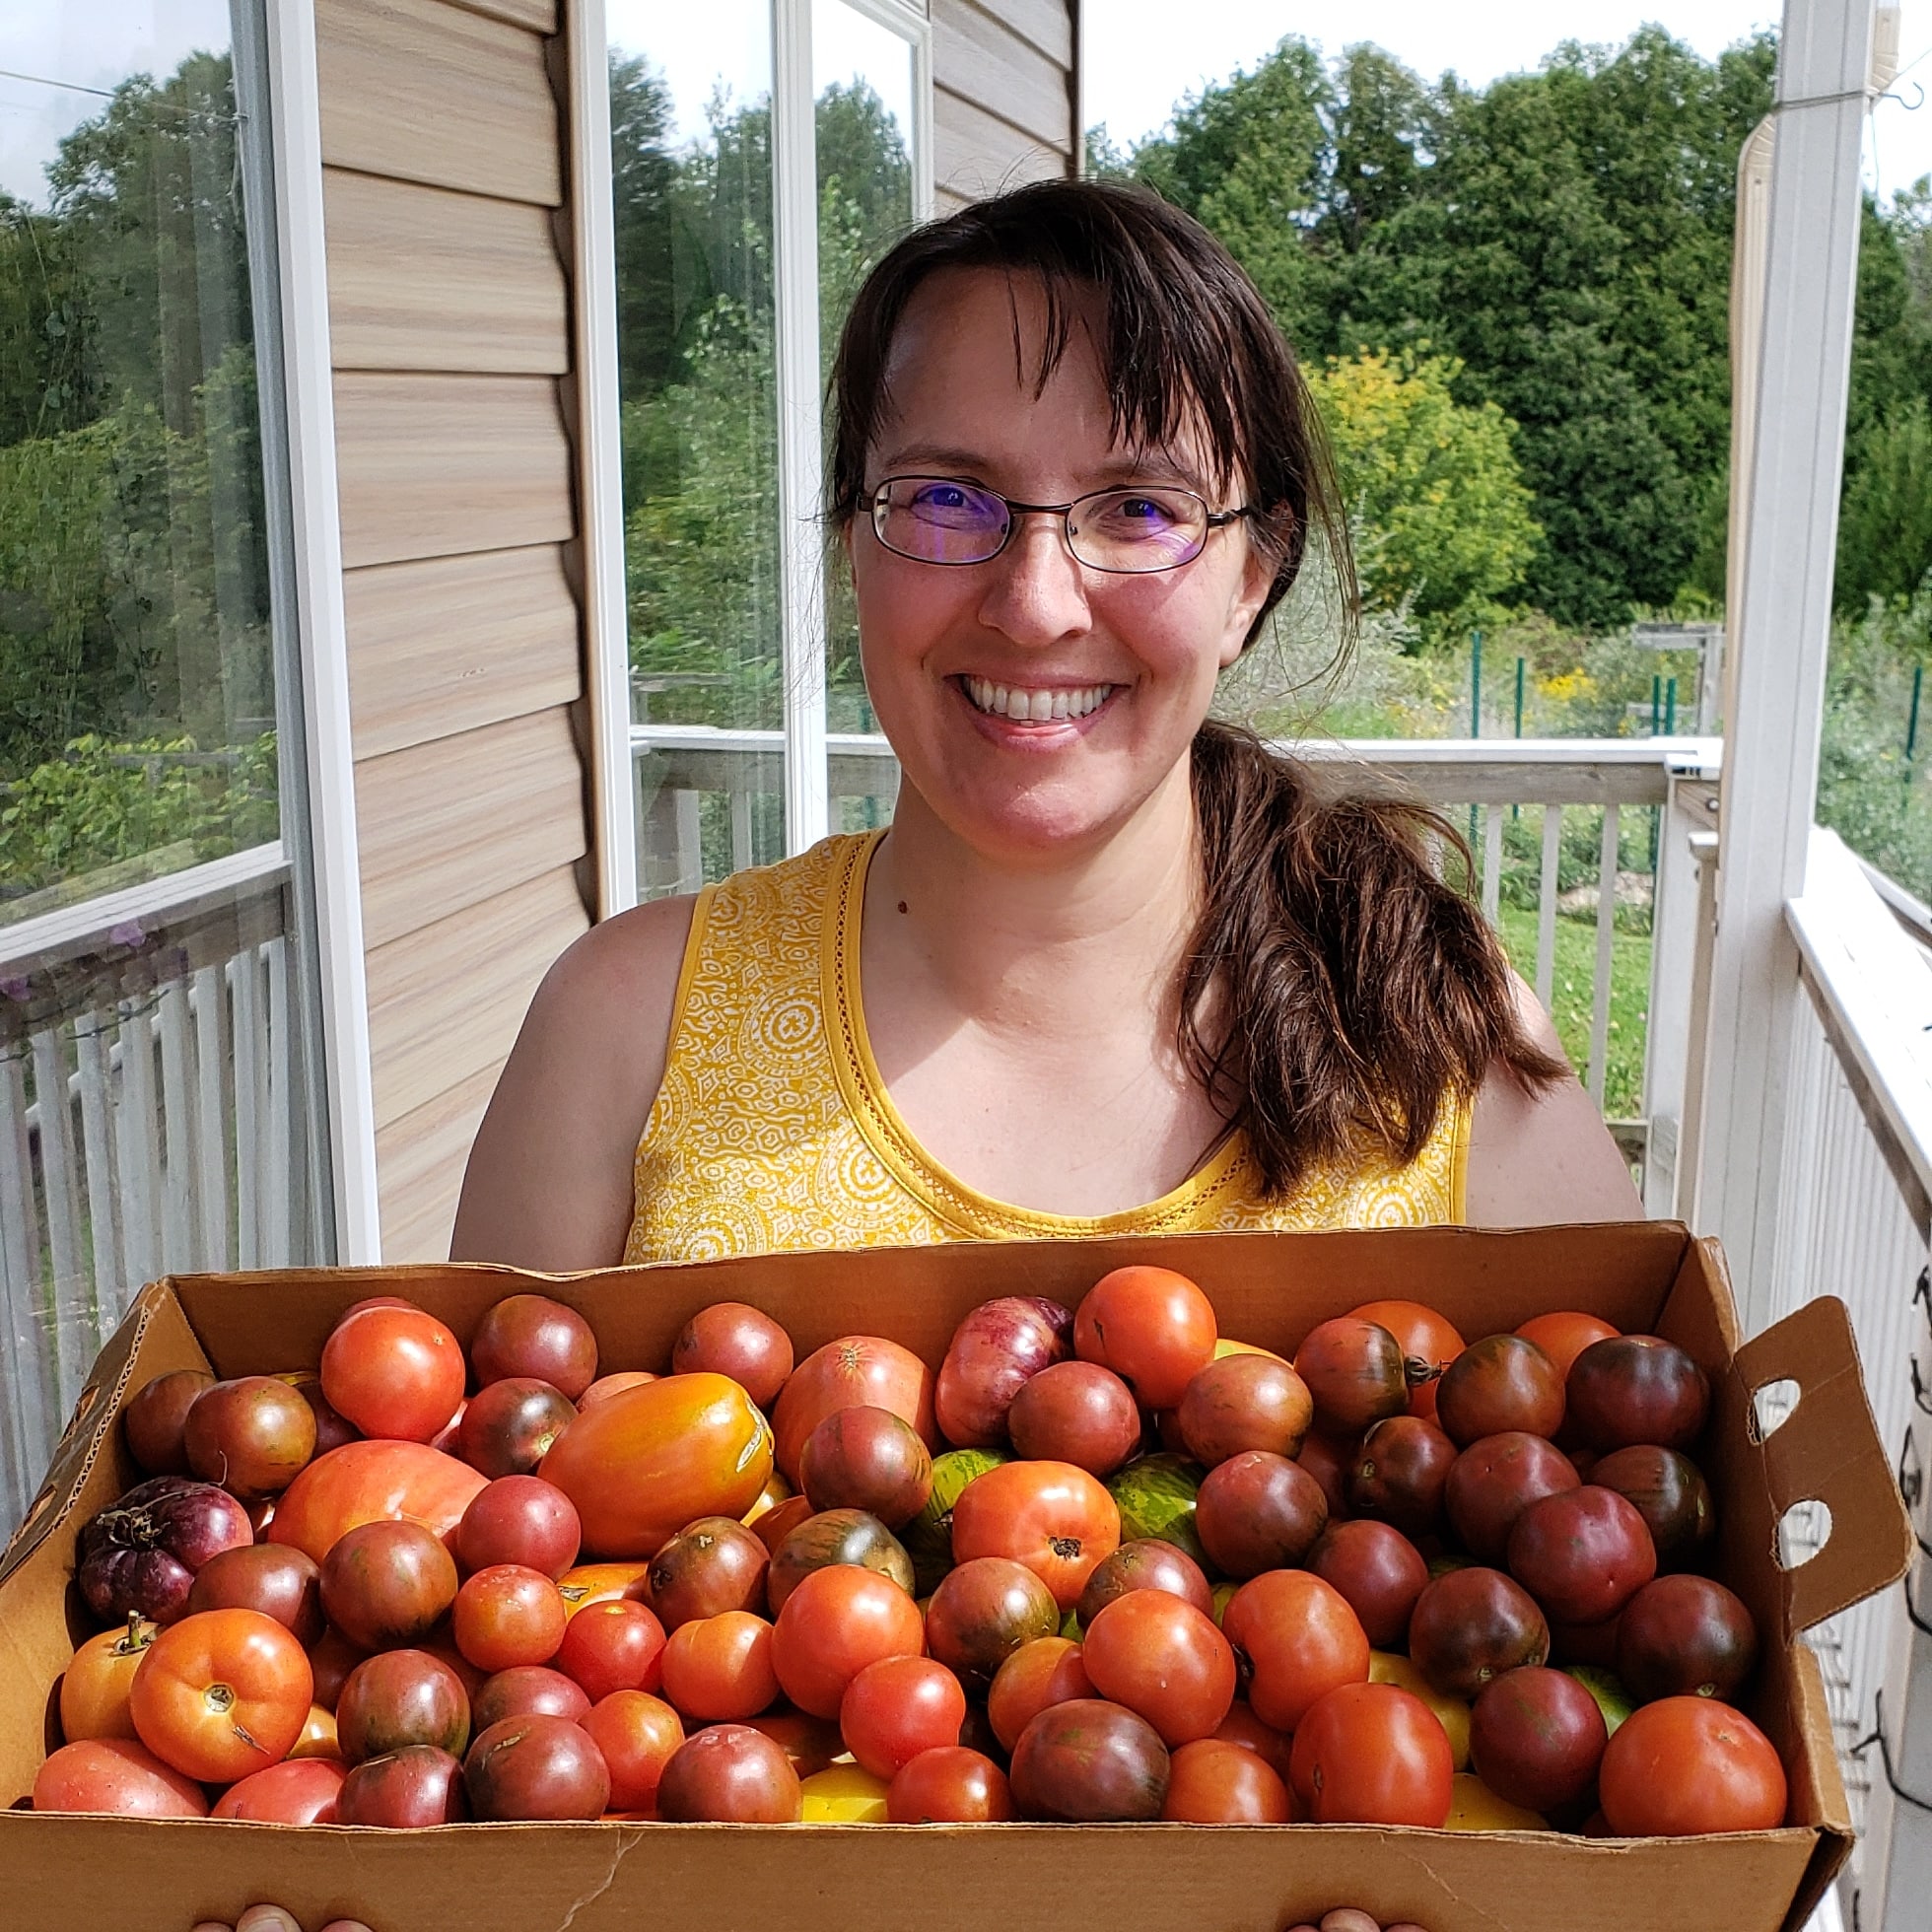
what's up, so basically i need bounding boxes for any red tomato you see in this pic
[1162,1737,1293,1822]
[59,1617,158,1743]
[1348,1299,1466,1422]
[267,1438,488,1566]
[538,1373,774,1559]
[212,1757,348,1824]
[582,1690,685,1812]
[1210,1699,1296,1784]
[1516,1311,1621,1383]
[659,1611,780,1721]
[887,1745,1014,1822]
[1599,1696,1788,1834]
[554,1599,667,1701]
[1220,1570,1370,1732]
[949,1460,1121,1610]
[771,1336,936,1484]
[320,1304,466,1442]
[840,1655,967,1779]
[32,1738,208,1817]
[1289,1682,1454,1826]
[1073,1266,1218,1411]
[770,1564,926,1718]
[452,1564,568,1674]
[988,1636,1093,1753]
[1081,1591,1236,1746]
[127,1608,312,1783]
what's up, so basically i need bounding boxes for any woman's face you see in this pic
[848,267,1274,863]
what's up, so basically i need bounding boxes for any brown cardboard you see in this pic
[0,1223,1911,1932]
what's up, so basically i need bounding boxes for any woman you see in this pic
[451,178,1637,1273]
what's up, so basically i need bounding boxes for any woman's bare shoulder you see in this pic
[448,892,700,1270]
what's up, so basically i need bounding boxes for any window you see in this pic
[611,0,929,894]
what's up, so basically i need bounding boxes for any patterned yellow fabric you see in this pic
[625,832,1469,1263]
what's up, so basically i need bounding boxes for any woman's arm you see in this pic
[448,895,697,1270]
[1464,978,1644,1226]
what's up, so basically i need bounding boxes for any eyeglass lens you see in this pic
[873,478,1209,572]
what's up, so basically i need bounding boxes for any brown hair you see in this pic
[828,178,1563,1196]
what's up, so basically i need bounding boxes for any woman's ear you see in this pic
[1219,543,1276,668]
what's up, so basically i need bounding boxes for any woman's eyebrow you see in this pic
[873,446,1208,490]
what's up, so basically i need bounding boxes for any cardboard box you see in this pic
[0,1223,1911,1932]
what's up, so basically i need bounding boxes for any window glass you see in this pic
[0,0,276,921]
[609,3,787,891]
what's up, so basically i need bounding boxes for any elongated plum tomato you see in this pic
[1073,1267,1217,1412]
[949,1460,1121,1611]
[320,1303,466,1443]
[128,1607,313,1783]
[1290,1682,1454,1826]
[34,1737,208,1817]
[771,1337,936,1484]
[268,1438,488,1566]
[213,1756,348,1825]
[539,1372,773,1560]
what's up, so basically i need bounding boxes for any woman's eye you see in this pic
[912,484,972,513]
[1103,493,1182,530]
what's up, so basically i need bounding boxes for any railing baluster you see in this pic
[231,952,261,1272]
[0,1050,50,1521]
[192,965,231,1274]
[1482,803,1503,925]
[30,1025,89,1417]
[157,980,196,1274]
[264,936,293,1267]
[730,786,753,874]
[674,791,703,893]
[74,1018,119,1327]
[1589,805,1620,1105]
[1537,804,1561,1012]
[115,1000,162,1292]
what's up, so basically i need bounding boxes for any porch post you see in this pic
[1690,0,1876,1329]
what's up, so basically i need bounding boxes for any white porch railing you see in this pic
[0,844,313,1528]
[632,724,1725,1208]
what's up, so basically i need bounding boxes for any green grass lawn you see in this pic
[1494,904,1651,1118]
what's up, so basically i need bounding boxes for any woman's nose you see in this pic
[976,514,1092,644]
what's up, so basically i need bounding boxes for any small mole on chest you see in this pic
[897,901,908,914]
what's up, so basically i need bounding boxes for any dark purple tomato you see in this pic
[1293,1321,1410,1434]
[470,1665,590,1732]
[799,1407,933,1528]
[183,1376,317,1499]
[455,1379,577,1480]
[1470,1665,1608,1812]
[1194,1451,1328,1578]
[1296,1432,1357,1523]
[1506,1485,1656,1627]
[1435,1336,1565,1447]
[1444,1432,1581,1564]
[646,1516,770,1629]
[336,1648,472,1762]
[470,1295,599,1403]
[766,1509,913,1614]
[1306,1520,1430,1650]
[285,1374,360,1456]
[122,1371,215,1476]
[934,1297,1075,1448]
[184,1545,325,1648]
[335,1745,469,1826]
[76,1478,254,1627]
[1009,1697,1170,1821]
[671,1304,795,1412]
[1174,1355,1314,1467]
[463,1712,609,1822]
[656,1721,802,1821]
[1409,1566,1551,1699]
[456,1475,583,1579]
[1007,1362,1142,1479]
[1616,1574,1759,1703]
[925,1556,1061,1691]
[1587,1445,1716,1569]
[1347,1415,1456,1539]
[1075,1539,1214,1627]
[1565,1337,1709,1453]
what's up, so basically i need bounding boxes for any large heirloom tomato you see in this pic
[772,1337,936,1484]
[267,1439,488,1565]
[540,1373,774,1559]
[33,1738,208,1817]
[127,1608,313,1783]
[949,1460,1121,1610]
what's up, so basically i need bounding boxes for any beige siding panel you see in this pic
[366,866,586,1131]
[324,171,568,375]
[316,0,561,205]
[959,0,1072,67]
[344,546,581,760]
[376,1057,506,1263]
[333,372,574,569]
[935,86,1070,202]
[932,1,1071,153]
[447,0,556,31]
[355,708,588,950]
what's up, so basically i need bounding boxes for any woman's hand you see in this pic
[191,1912,373,1932]
[1286,1914,1430,1932]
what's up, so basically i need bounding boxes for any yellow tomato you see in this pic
[799,1762,890,1823]
[556,1561,654,1620]
[288,1703,340,1760]
[1442,1770,1547,1832]
[1212,1338,1287,1363]
[742,1470,794,1527]
[1369,1650,1472,1770]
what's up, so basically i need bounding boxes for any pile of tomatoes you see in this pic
[33,1271,1788,1837]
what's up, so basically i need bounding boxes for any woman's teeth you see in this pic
[962,677,1114,722]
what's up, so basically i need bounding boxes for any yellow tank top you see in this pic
[625,832,1468,1263]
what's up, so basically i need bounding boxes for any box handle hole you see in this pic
[1777,1496,1832,1570]
[1752,1377,1801,1442]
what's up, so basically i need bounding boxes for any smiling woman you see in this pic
[450,178,1639,1275]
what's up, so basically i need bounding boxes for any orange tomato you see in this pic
[987,1636,1092,1753]
[320,1303,465,1441]
[1348,1299,1466,1422]
[127,1608,312,1784]
[289,1702,340,1760]
[1515,1312,1621,1383]
[949,1460,1121,1611]
[582,1690,685,1812]
[1290,1681,1455,1826]
[659,1612,781,1722]
[557,1561,654,1619]
[266,1438,488,1565]
[1163,1737,1293,1822]
[770,1565,925,1718]
[1073,1266,1217,1411]
[1081,1591,1236,1747]
[1598,1696,1787,1835]
[59,1617,157,1743]
[452,1564,568,1673]
[1221,1570,1369,1732]
[539,1372,774,1559]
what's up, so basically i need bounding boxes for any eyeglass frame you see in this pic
[865,473,1262,575]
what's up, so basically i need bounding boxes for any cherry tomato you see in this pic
[839,1655,967,1779]
[1289,1681,1454,1826]
[887,1745,1014,1822]
[33,1737,208,1817]
[658,1611,780,1721]
[1162,1737,1293,1822]
[554,1598,666,1701]
[452,1564,568,1674]
[988,1636,1093,1753]
[59,1617,158,1743]
[1073,1266,1218,1411]
[1220,1570,1369,1732]
[1081,1591,1236,1747]
[127,1607,313,1783]
[582,1690,684,1812]
[1599,1695,1788,1834]
[320,1303,466,1442]
[770,1564,926,1718]
[949,1460,1121,1610]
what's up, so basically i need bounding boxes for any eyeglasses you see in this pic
[867,475,1257,574]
